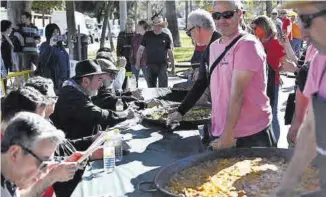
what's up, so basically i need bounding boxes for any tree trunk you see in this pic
[7,1,32,28]
[66,1,76,60]
[190,0,193,12]
[108,19,115,51]
[100,2,110,49]
[265,1,273,17]
[119,0,127,32]
[165,0,181,47]
[42,9,45,27]
[185,1,189,27]
[147,1,152,21]
[134,2,138,23]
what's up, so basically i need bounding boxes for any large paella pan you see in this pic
[141,104,211,129]
[139,148,320,197]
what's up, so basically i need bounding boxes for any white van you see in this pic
[51,11,90,42]
[85,16,98,42]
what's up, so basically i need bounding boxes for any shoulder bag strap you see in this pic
[209,33,245,78]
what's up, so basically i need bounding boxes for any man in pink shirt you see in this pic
[276,1,326,196]
[208,0,274,150]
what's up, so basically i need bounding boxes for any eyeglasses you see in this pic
[299,10,326,29]
[186,26,196,37]
[18,144,53,171]
[212,10,238,20]
[272,13,278,15]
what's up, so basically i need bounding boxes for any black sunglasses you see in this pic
[212,10,238,20]
[186,26,196,37]
[19,144,53,171]
[299,10,326,29]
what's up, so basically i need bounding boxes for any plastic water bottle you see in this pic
[103,137,115,173]
[116,99,124,111]
[116,90,124,112]
[113,129,123,162]
[130,74,137,91]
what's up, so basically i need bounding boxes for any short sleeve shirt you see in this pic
[1,174,19,197]
[282,17,292,40]
[209,31,272,137]
[263,39,286,85]
[141,31,171,65]
[303,52,326,99]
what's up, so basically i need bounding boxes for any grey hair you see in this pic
[214,0,243,10]
[1,112,65,153]
[188,9,216,30]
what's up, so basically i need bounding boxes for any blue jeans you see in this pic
[290,38,303,57]
[131,65,148,87]
[272,85,280,143]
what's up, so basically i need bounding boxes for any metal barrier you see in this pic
[1,70,33,96]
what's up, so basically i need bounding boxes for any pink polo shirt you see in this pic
[209,31,272,137]
[303,52,326,99]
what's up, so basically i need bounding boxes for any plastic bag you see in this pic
[113,67,126,91]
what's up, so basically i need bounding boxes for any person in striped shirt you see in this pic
[18,12,40,71]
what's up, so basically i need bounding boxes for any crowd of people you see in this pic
[168,0,326,196]
[1,0,326,197]
[117,14,175,89]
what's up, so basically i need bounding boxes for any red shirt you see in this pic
[263,39,286,85]
[282,17,292,40]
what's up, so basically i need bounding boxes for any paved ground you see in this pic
[136,74,296,149]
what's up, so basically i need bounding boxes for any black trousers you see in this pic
[147,63,168,88]
[204,125,276,149]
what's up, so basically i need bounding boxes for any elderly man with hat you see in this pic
[276,1,326,197]
[136,14,175,88]
[51,59,131,151]
[93,52,142,110]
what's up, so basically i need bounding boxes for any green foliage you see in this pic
[243,0,279,21]
[74,1,118,23]
[32,1,64,14]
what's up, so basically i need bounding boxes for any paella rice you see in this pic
[167,157,319,197]
[149,108,211,122]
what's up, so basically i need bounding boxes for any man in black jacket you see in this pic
[94,50,146,111]
[51,59,131,151]
[167,9,221,126]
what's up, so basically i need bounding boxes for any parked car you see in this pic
[85,17,98,43]
[51,11,91,43]
[94,24,109,41]
[110,24,120,38]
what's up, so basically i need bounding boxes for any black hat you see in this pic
[74,59,107,78]
[96,58,119,73]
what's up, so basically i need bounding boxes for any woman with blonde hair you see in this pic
[251,15,296,144]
